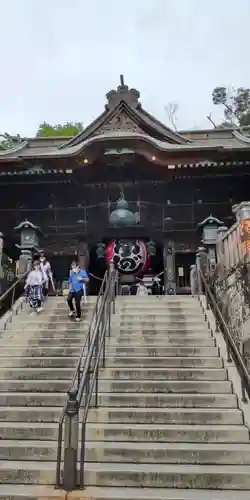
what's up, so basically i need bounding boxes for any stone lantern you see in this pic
[197,215,224,273]
[15,220,42,275]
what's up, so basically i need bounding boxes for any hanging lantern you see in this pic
[96,242,105,259]
[109,197,136,227]
[148,240,156,257]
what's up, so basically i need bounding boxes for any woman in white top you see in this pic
[39,251,54,296]
[24,260,44,312]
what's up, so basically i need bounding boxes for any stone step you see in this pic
[120,309,203,315]
[120,300,198,306]
[57,486,250,500]
[0,346,85,357]
[106,345,217,357]
[2,461,250,489]
[103,356,223,367]
[0,392,66,406]
[0,367,74,380]
[0,379,232,394]
[120,315,206,323]
[121,304,201,309]
[0,422,247,442]
[0,356,80,368]
[0,379,71,392]
[102,367,227,380]
[120,315,206,322]
[108,338,215,347]
[1,366,227,382]
[98,380,232,394]
[89,406,243,425]
[1,485,249,500]
[15,321,92,329]
[0,391,238,408]
[23,338,87,348]
[0,406,242,425]
[119,326,210,333]
[1,440,250,464]
[120,322,207,330]
[114,347,218,356]
[0,355,223,369]
[5,330,89,339]
[0,484,64,500]
[0,346,219,357]
[97,392,238,408]
[4,337,215,347]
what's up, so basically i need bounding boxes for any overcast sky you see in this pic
[0,0,249,136]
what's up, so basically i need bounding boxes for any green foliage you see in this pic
[0,133,22,151]
[212,86,250,127]
[36,122,84,137]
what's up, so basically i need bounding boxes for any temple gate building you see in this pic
[1,76,250,294]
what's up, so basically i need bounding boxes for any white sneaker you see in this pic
[68,311,75,318]
[75,317,81,323]
[37,306,44,314]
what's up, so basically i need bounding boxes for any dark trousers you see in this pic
[67,291,82,318]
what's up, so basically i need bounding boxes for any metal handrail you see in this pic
[0,271,29,325]
[0,271,28,303]
[199,269,250,402]
[56,268,117,491]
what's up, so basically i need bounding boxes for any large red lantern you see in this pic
[105,239,150,276]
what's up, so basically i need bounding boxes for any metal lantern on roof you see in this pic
[109,195,136,227]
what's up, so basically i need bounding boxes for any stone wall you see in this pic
[214,263,250,345]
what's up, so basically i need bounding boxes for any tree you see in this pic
[36,121,84,137]
[0,133,22,151]
[212,86,250,127]
[164,103,178,131]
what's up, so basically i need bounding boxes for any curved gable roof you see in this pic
[60,78,189,149]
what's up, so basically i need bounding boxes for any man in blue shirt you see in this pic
[67,261,89,322]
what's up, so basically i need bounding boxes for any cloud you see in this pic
[0,0,249,135]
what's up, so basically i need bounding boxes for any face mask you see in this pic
[72,267,79,273]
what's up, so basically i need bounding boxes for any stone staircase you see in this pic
[0,296,96,500]
[80,295,250,500]
[0,295,250,499]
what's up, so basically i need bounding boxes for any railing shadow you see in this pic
[55,268,117,491]
[198,269,250,404]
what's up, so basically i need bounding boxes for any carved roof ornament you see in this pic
[93,110,143,136]
[105,75,141,111]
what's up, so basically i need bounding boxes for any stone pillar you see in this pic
[196,247,208,294]
[78,241,89,270]
[216,226,228,279]
[0,233,4,279]
[163,240,176,295]
[190,264,198,295]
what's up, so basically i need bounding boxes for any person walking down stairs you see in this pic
[24,260,44,314]
[67,260,89,322]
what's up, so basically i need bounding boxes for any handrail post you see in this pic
[63,389,79,491]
